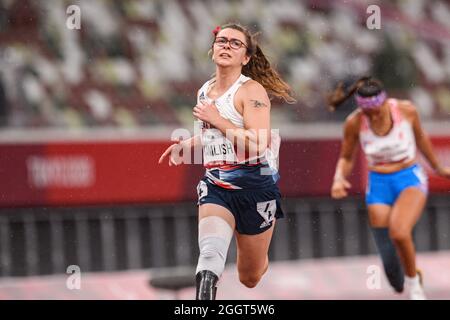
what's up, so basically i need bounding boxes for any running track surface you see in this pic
[0,251,448,300]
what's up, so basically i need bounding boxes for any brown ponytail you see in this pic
[327,76,372,111]
[242,45,296,103]
[215,23,296,104]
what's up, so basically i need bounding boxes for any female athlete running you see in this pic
[159,23,294,300]
[329,76,450,299]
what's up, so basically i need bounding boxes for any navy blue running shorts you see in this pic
[196,178,284,235]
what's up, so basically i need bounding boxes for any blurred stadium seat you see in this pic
[0,0,449,129]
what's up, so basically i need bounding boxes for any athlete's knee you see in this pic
[199,241,223,261]
[197,236,230,277]
[238,264,267,288]
[239,272,262,288]
[389,227,411,243]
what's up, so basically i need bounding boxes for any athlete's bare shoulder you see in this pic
[397,99,416,112]
[344,108,363,133]
[235,79,270,107]
[240,79,266,95]
[397,99,418,122]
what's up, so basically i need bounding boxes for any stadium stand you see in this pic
[0,0,449,128]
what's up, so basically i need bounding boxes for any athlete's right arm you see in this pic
[331,113,360,199]
[159,88,203,166]
[158,135,201,166]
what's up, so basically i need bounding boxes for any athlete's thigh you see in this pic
[368,204,392,227]
[235,221,275,273]
[389,187,426,233]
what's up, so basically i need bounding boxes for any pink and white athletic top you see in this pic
[359,99,416,166]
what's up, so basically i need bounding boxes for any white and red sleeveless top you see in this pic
[196,74,280,190]
[197,74,251,168]
[359,99,416,166]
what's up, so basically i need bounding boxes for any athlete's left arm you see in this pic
[406,102,450,178]
[240,81,271,154]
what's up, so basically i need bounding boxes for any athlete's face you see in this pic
[212,28,250,68]
[362,101,386,118]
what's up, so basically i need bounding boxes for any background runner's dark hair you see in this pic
[327,76,384,111]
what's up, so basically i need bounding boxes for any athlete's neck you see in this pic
[367,101,390,124]
[214,67,242,92]
[367,102,393,135]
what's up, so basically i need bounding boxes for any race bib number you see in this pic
[202,129,237,165]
